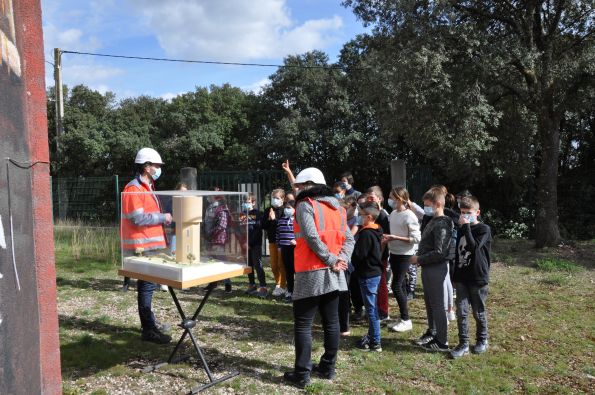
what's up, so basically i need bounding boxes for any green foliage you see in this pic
[46,1,595,242]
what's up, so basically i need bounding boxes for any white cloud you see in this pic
[159,91,189,101]
[43,23,101,53]
[63,64,125,83]
[129,0,343,61]
[241,77,270,94]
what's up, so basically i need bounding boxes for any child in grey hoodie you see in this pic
[411,187,454,352]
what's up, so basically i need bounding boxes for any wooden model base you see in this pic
[120,257,251,289]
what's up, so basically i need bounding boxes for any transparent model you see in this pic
[120,190,249,285]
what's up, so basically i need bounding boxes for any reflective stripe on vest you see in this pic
[121,178,166,251]
[294,198,347,273]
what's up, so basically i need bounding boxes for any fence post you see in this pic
[115,175,120,224]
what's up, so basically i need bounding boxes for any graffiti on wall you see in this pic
[0,0,21,77]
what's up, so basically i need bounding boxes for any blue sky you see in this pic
[42,0,368,100]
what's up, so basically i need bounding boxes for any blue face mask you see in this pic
[463,213,476,223]
[151,167,161,181]
[242,202,253,211]
[334,193,343,200]
[387,198,396,209]
[283,207,295,217]
[424,206,434,216]
[355,216,363,226]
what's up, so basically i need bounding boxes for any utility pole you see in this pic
[53,48,64,161]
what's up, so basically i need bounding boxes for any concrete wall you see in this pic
[0,1,62,393]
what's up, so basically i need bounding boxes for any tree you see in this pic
[343,0,595,246]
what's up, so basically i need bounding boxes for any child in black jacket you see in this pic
[450,196,492,358]
[352,202,384,352]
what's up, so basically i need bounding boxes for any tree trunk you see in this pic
[534,106,561,247]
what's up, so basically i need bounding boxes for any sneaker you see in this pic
[421,338,449,352]
[447,310,456,321]
[389,319,413,333]
[340,331,351,337]
[368,342,382,352]
[379,314,391,323]
[414,330,435,346]
[245,285,258,295]
[450,343,469,359]
[312,364,336,380]
[472,340,488,354]
[407,291,415,301]
[272,286,285,297]
[160,284,168,292]
[256,287,268,299]
[141,328,171,344]
[224,283,232,293]
[155,320,171,333]
[283,371,310,389]
[121,283,129,292]
[284,292,293,303]
[356,334,370,349]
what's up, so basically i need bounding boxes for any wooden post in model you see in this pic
[173,196,203,264]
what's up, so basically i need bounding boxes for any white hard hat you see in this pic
[294,167,326,185]
[135,147,164,165]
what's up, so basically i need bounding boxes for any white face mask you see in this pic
[271,197,283,208]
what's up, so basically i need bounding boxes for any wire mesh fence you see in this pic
[50,170,289,225]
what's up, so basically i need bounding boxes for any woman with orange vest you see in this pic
[121,147,173,344]
[283,167,355,389]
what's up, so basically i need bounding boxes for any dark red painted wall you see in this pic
[0,1,62,393]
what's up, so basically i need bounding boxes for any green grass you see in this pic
[55,231,595,394]
[535,258,583,272]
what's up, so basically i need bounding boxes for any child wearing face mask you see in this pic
[411,187,454,352]
[450,195,492,359]
[276,199,296,303]
[262,188,287,298]
[242,193,266,297]
[384,187,421,333]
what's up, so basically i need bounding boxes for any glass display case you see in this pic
[119,190,250,287]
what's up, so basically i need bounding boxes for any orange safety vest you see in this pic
[294,198,347,273]
[121,177,166,251]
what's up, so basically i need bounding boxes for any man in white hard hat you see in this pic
[283,167,354,388]
[121,147,173,344]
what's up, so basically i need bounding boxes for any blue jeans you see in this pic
[359,275,381,345]
[137,280,157,332]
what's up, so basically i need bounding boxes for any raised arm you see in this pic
[282,160,299,193]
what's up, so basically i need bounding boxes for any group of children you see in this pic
[345,182,491,358]
[240,171,492,359]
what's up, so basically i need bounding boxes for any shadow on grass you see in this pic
[56,276,124,291]
[59,314,294,388]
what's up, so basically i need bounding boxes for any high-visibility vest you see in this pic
[294,198,347,273]
[121,177,166,252]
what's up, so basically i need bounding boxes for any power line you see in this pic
[61,50,356,70]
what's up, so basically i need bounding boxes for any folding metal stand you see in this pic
[143,282,239,394]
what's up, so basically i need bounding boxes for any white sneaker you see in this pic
[272,286,285,297]
[389,319,413,332]
[447,310,456,321]
[160,284,168,292]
